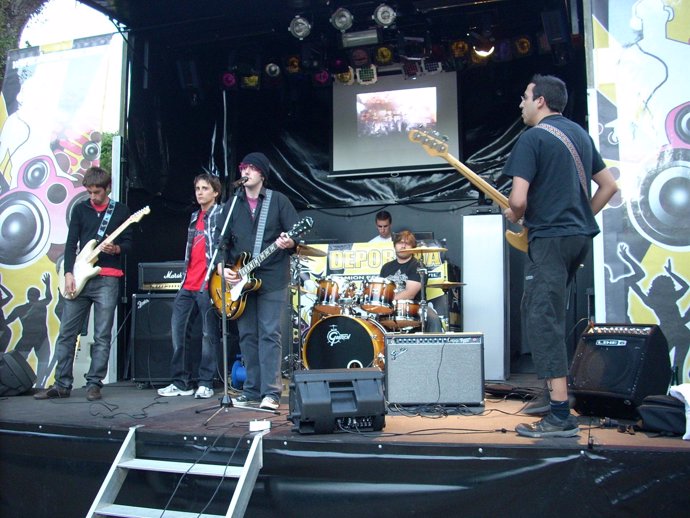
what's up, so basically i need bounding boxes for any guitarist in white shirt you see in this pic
[35,167,133,402]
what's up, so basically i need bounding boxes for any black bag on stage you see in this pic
[637,394,686,435]
[0,350,37,396]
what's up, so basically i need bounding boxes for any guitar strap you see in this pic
[96,199,117,241]
[252,190,273,257]
[536,122,589,196]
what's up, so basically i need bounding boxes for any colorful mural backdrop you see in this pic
[0,34,121,387]
[591,0,690,381]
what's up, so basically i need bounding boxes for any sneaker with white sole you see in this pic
[157,384,194,397]
[515,413,579,438]
[260,396,280,410]
[232,395,260,407]
[195,386,214,399]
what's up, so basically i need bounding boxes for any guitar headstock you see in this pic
[288,217,314,239]
[131,206,151,223]
[407,126,450,158]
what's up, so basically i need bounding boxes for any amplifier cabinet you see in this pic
[138,261,185,291]
[130,293,202,384]
[385,332,484,406]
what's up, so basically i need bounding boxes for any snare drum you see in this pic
[360,277,395,314]
[314,276,345,314]
[302,315,386,370]
[379,299,421,330]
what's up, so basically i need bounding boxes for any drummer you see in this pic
[380,230,442,332]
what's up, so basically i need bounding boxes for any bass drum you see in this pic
[302,316,386,370]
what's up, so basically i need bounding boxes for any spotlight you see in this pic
[421,59,442,74]
[513,35,533,57]
[450,39,469,58]
[330,7,353,32]
[289,15,311,40]
[221,71,237,89]
[373,4,397,28]
[313,69,331,87]
[356,64,377,85]
[335,66,355,85]
[285,55,301,74]
[330,54,350,74]
[264,62,281,78]
[374,45,394,66]
[469,31,495,58]
[402,60,421,80]
[350,48,370,68]
[240,73,260,90]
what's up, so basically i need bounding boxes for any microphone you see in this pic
[232,176,249,188]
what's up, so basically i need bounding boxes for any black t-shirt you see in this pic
[380,258,421,302]
[502,114,606,240]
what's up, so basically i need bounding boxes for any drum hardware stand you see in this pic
[198,183,276,424]
[417,262,429,333]
[287,254,308,376]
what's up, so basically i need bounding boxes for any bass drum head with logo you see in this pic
[302,316,385,370]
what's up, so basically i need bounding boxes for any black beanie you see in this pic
[242,152,271,179]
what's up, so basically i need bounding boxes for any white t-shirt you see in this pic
[368,235,393,243]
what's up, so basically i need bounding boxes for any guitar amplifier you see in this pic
[138,261,185,291]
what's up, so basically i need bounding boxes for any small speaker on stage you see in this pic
[385,333,485,406]
[570,324,672,419]
[289,368,386,434]
[130,293,202,384]
[0,350,37,396]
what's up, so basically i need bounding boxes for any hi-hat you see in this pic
[428,281,465,290]
[296,244,328,257]
[405,246,447,254]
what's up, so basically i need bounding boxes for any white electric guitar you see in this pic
[59,206,150,299]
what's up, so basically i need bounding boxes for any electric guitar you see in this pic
[59,206,151,299]
[209,217,314,320]
[408,127,528,253]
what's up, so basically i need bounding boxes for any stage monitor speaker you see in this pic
[570,324,672,419]
[0,350,36,396]
[289,368,386,434]
[130,293,201,384]
[385,333,484,406]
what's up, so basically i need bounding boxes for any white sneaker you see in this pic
[195,386,214,399]
[260,396,280,410]
[157,384,194,397]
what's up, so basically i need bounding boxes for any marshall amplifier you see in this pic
[385,332,485,406]
[138,261,185,291]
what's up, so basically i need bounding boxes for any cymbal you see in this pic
[428,281,465,290]
[296,244,328,257]
[405,246,447,254]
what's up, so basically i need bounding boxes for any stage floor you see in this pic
[2,377,690,518]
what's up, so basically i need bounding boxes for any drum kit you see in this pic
[287,244,465,372]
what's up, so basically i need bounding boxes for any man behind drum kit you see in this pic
[379,230,442,332]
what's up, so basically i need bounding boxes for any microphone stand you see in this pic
[198,179,277,424]
[417,258,428,333]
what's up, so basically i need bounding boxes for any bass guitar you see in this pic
[408,127,528,253]
[59,206,151,299]
[209,217,314,319]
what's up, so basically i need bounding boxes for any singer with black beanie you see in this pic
[215,152,298,411]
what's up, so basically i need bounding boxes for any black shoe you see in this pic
[86,385,102,401]
[34,385,71,400]
[515,413,579,438]
[519,386,576,416]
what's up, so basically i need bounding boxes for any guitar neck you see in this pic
[443,154,509,210]
[86,214,135,263]
[239,243,279,276]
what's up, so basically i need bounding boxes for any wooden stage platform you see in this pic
[1,377,689,517]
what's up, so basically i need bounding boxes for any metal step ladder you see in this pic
[87,426,268,518]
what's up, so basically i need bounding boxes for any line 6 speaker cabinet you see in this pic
[385,333,484,406]
[130,293,201,384]
[569,324,672,419]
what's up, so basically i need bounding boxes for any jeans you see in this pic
[170,288,220,389]
[236,288,287,401]
[53,276,119,390]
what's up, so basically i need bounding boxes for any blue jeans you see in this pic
[53,276,119,390]
[236,288,287,401]
[170,288,220,389]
